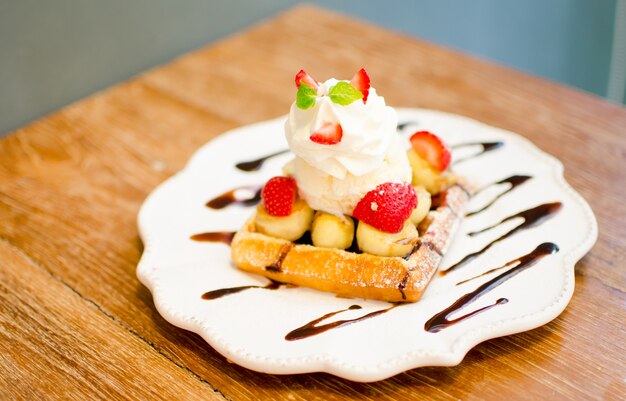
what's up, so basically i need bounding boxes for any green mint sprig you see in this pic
[328,82,363,105]
[295,81,363,110]
[296,84,317,110]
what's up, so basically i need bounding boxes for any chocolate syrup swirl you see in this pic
[466,175,532,217]
[451,141,504,165]
[235,150,289,172]
[206,185,261,209]
[285,304,398,341]
[202,280,282,300]
[425,242,558,332]
[442,202,562,275]
[190,231,235,245]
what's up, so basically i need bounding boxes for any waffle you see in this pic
[231,184,469,302]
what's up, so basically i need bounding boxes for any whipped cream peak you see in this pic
[316,78,340,96]
[285,78,398,179]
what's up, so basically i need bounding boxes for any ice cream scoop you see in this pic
[293,138,411,216]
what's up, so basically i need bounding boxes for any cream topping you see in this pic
[285,78,398,180]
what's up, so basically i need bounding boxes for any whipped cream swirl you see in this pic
[285,78,398,179]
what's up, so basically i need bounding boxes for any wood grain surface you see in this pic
[0,5,624,400]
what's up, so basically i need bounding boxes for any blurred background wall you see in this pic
[1,0,624,136]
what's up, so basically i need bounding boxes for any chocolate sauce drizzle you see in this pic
[285,304,398,341]
[206,185,261,209]
[190,231,235,245]
[397,121,419,131]
[264,244,292,273]
[455,250,524,286]
[466,175,532,217]
[428,298,510,334]
[425,242,558,332]
[235,150,289,172]
[442,202,562,275]
[451,141,504,165]
[429,183,470,212]
[202,280,282,300]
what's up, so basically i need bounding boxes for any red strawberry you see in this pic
[295,70,319,91]
[350,68,371,103]
[261,176,297,216]
[352,183,417,233]
[310,121,343,145]
[409,131,451,172]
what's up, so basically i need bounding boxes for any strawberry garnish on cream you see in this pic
[350,68,371,104]
[310,122,343,145]
[295,70,319,91]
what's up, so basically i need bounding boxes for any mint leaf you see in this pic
[328,82,363,106]
[296,84,317,109]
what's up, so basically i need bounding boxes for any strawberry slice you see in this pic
[353,182,417,233]
[261,176,297,216]
[350,68,371,103]
[409,131,451,172]
[295,70,319,91]
[310,122,343,145]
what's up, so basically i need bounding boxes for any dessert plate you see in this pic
[137,108,597,382]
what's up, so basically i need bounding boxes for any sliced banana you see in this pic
[255,199,314,241]
[410,185,432,225]
[356,219,418,257]
[407,149,443,194]
[311,212,355,249]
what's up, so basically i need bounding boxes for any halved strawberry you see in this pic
[261,176,297,216]
[352,182,417,233]
[350,68,371,103]
[409,131,451,172]
[295,70,319,91]
[310,121,343,145]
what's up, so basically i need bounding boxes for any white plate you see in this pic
[137,108,597,382]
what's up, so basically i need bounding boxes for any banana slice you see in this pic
[356,219,418,257]
[311,212,355,249]
[410,185,432,225]
[255,199,314,241]
[407,149,443,194]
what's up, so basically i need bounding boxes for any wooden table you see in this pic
[1,5,624,400]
